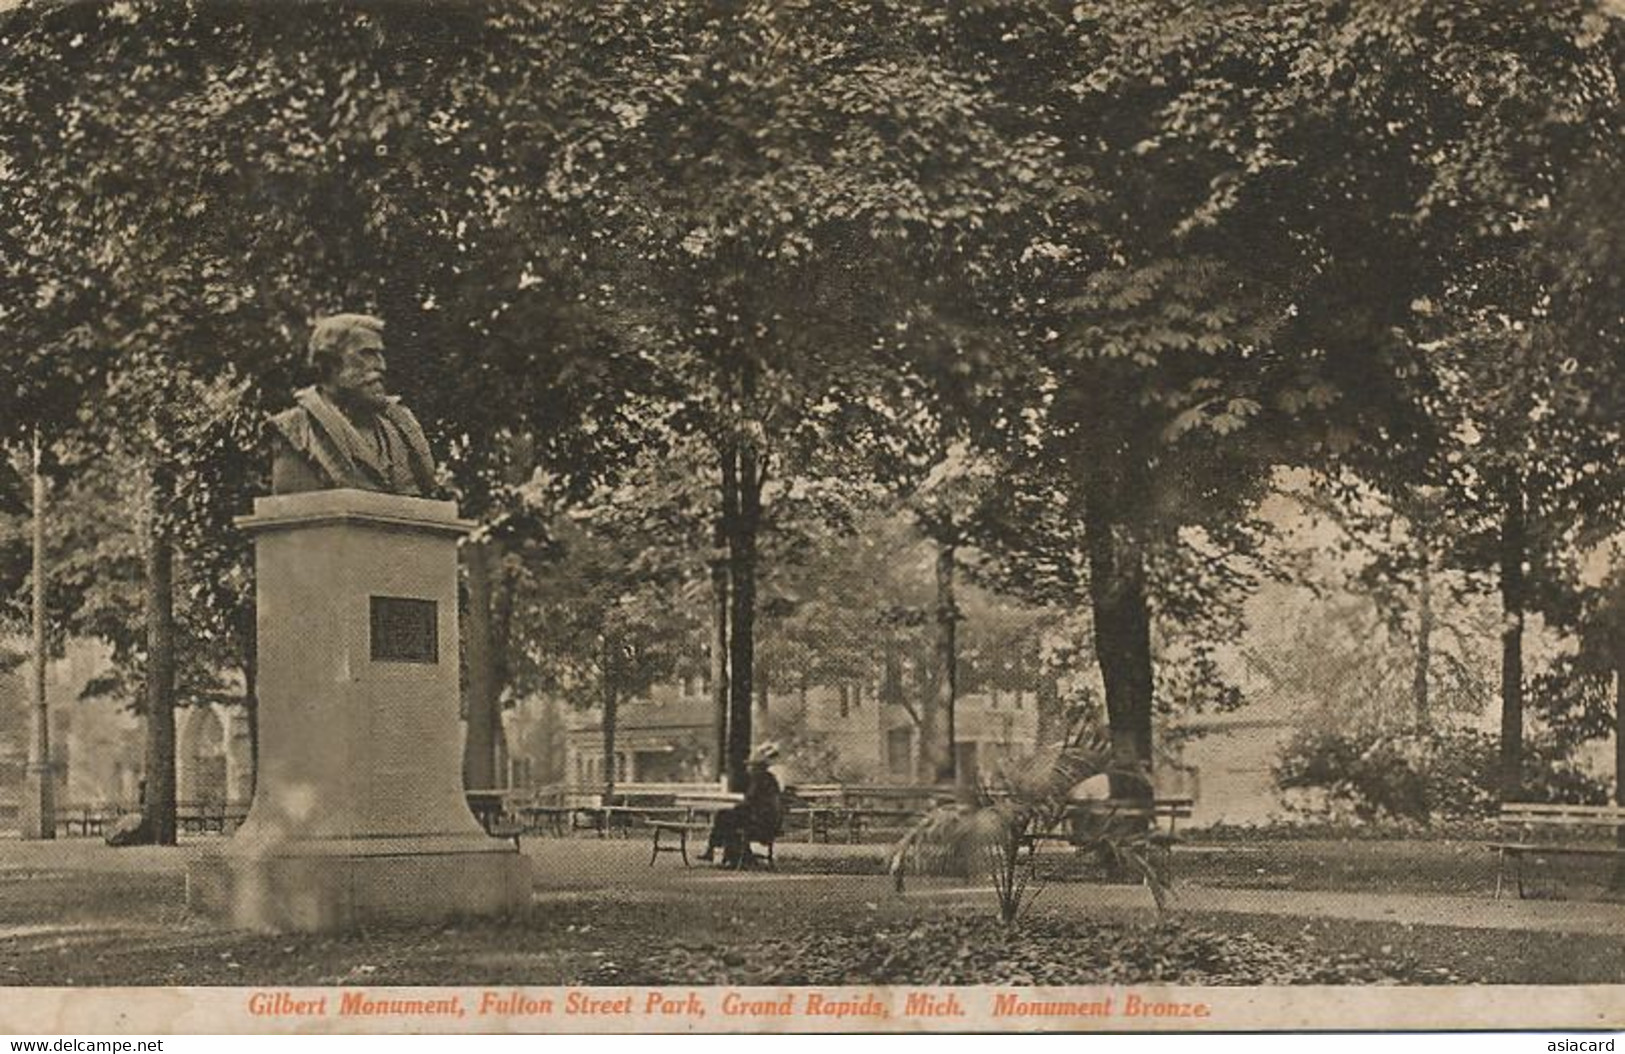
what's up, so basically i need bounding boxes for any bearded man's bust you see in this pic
[269,314,437,498]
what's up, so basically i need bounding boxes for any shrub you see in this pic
[889,732,1168,924]
[1273,724,1609,824]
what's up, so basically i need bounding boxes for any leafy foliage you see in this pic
[1274,724,1607,823]
[591,914,1464,987]
[889,731,1167,923]
[3,0,1625,824]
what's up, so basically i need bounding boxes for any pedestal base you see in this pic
[186,836,532,933]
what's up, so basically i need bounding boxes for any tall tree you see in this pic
[518,2,1042,786]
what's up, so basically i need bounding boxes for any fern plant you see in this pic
[888,732,1171,924]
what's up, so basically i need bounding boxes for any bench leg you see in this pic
[651,827,694,868]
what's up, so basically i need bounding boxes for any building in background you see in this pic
[1,638,253,826]
[550,679,1042,789]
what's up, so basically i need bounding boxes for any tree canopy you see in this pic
[2,0,1624,814]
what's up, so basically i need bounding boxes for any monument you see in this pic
[186,315,530,931]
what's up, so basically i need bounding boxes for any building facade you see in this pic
[552,679,1042,789]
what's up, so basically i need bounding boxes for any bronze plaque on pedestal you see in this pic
[369,596,438,664]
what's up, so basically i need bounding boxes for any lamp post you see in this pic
[19,428,54,840]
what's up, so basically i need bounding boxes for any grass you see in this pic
[792,831,1625,899]
[1188,911,1625,986]
[2,834,1623,987]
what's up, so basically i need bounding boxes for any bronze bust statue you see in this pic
[269,314,437,497]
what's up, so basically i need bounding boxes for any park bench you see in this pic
[1488,802,1625,899]
[516,804,575,836]
[557,784,700,838]
[505,786,573,836]
[560,796,685,839]
[1023,797,1196,867]
[786,784,854,842]
[464,789,532,846]
[177,800,247,835]
[465,789,512,835]
[793,784,956,843]
[55,803,130,838]
[648,791,750,867]
[851,785,964,841]
[56,801,252,838]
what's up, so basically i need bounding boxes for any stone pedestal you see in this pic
[187,489,530,932]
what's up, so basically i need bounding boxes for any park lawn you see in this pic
[1186,910,1625,987]
[3,855,1624,987]
[794,834,1625,900]
[1168,838,1508,895]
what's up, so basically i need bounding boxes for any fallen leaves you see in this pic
[577,913,1462,987]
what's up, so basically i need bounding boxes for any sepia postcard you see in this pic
[2,0,1624,1036]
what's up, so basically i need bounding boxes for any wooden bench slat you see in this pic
[1490,800,1625,898]
[1500,804,1625,819]
[1490,842,1625,855]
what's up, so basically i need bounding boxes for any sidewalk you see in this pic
[902,879,1625,936]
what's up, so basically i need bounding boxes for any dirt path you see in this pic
[7,834,1620,937]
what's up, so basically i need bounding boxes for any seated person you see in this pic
[699,743,782,867]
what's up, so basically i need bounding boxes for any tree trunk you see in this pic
[492,547,516,701]
[882,649,903,707]
[1084,477,1155,799]
[238,583,258,797]
[141,463,177,846]
[20,429,53,840]
[933,538,958,785]
[1414,557,1433,730]
[715,440,740,786]
[1498,478,1526,800]
[462,537,502,790]
[725,438,761,792]
[601,635,619,804]
[241,605,257,800]
[710,553,729,783]
[1035,674,1062,750]
[1614,666,1625,890]
[918,645,939,783]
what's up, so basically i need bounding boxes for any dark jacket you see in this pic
[742,766,783,838]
